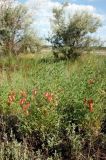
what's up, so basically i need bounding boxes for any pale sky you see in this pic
[19,0,106,43]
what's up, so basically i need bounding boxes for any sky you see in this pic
[19,0,106,43]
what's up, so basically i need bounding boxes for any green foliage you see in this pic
[0,140,35,160]
[19,30,43,54]
[0,0,42,55]
[48,4,102,59]
[0,53,106,159]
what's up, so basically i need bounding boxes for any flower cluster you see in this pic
[88,99,93,112]
[6,88,58,115]
[83,78,95,112]
[19,97,26,106]
[44,92,53,102]
[7,91,16,105]
[84,98,94,112]
[19,90,30,114]
[22,102,30,112]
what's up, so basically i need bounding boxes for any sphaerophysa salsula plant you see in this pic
[0,54,106,159]
[48,3,102,59]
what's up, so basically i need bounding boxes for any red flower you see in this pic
[7,92,16,105]
[22,102,30,112]
[44,92,49,97]
[12,95,15,101]
[44,92,53,102]
[8,95,13,102]
[19,98,26,106]
[47,95,53,102]
[87,99,94,112]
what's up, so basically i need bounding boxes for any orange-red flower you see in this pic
[12,95,15,101]
[22,102,30,112]
[19,98,26,106]
[83,98,94,112]
[44,92,53,102]
[44,92,49,97]
[7,92,16,105]
[8,95,13,102]
[87,99,94,112]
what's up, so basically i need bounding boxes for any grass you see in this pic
[0,52,106,159]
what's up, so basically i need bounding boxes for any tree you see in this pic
[18,30,43,54]
[0,0,41,55]
[48,4,102,59]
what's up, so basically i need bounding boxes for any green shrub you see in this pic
[0,54,106,159]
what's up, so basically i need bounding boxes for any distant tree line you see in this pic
[0,1,103,59]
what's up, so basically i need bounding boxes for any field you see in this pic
[0,52,106,160]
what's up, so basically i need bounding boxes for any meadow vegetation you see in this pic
[0,0,106,160]
[0,53,106,159]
